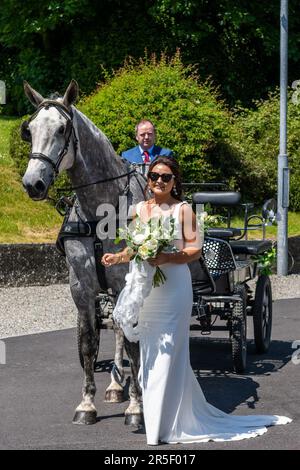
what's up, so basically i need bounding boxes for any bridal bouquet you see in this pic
[115,214,176,287]
[113,215,177,342]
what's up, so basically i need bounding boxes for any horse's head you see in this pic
[21,80,79,200]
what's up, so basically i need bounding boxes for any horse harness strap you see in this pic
[56,217,108,291]
[58,220,99,238]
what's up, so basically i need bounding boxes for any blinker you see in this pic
[21,120,31,143]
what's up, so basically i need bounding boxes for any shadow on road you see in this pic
[190,336,292,375]
[92,335,292,417]
[189,337,293,413]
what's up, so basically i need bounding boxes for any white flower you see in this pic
[144,238,159,251]
[197,211,208,223]
[131,228,150,245]
[138,243,151,260]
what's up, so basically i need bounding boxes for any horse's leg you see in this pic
[105,323,125,402]
[65,240,100,425]
[71,277,99,424]
[123,337,143,427]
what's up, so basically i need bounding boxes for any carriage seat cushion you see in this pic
[230,239,273,255]
[193,191,241,206]
[205,228,242,238]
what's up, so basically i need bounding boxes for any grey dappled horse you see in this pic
[21,79,145,426]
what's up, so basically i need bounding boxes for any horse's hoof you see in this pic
[124,413,144,428]
[72,410,97,425]
[105,390,124,403]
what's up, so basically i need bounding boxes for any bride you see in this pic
[101,156,292,446]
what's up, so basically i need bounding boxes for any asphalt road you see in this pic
[0,298,299,451]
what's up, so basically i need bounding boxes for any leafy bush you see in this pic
[79,52,231,184]
[225,91,300,210]
[9,118,29,176]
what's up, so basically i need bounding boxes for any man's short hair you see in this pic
[135,119,156,135]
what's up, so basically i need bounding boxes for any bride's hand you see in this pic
[148,253,168,266]
[101,253,119,266]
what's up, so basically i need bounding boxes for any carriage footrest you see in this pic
[201,295,242,303]
[235,260,252,270]
[230,239,273,255]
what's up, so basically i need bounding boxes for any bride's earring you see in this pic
[172,184,178,196]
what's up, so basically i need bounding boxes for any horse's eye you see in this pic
[58,125,65,134]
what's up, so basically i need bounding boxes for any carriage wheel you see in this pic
[231,284,247,373]
[77,300,101,370]
[253,275,272,353]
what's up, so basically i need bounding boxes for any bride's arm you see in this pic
[101,246,135,266]
[101,205,137,266]
[149,204,202,266]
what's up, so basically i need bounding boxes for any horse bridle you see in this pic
[21,100,139,191]
[21,100,78,177]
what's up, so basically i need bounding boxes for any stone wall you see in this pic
[0,238,299,287]
[0,244,68,287]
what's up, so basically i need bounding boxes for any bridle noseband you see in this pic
[22,100,78,177]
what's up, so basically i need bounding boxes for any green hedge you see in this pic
[79,53,231,185]
[226,91,300,210]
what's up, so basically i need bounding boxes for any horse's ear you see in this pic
[63,79,79,108]
[23,81,44,108]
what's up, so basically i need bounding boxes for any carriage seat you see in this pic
[230,239,273,255]
[206,228,242,238]
[193,192,242,240]
[193,191,241,206]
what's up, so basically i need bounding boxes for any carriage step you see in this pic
[190,324,229,331]
[201,295,242,303]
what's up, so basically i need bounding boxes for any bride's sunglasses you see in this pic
[148,172,175,183]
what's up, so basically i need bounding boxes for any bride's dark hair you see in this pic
[145,156,183,201]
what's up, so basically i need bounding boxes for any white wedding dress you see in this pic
[135,201,292,446]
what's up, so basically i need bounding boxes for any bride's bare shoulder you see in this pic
[178,201,193,221]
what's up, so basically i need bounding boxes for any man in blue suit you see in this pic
[121,119,173,174]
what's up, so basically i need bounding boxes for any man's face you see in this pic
[136,122,155,150]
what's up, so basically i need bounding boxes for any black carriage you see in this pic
[188,186,275,373]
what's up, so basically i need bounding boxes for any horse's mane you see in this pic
[49,92,62,100]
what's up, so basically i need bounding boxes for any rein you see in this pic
[58,168,138,192]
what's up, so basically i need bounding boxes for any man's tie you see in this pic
[143,150,150,163]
